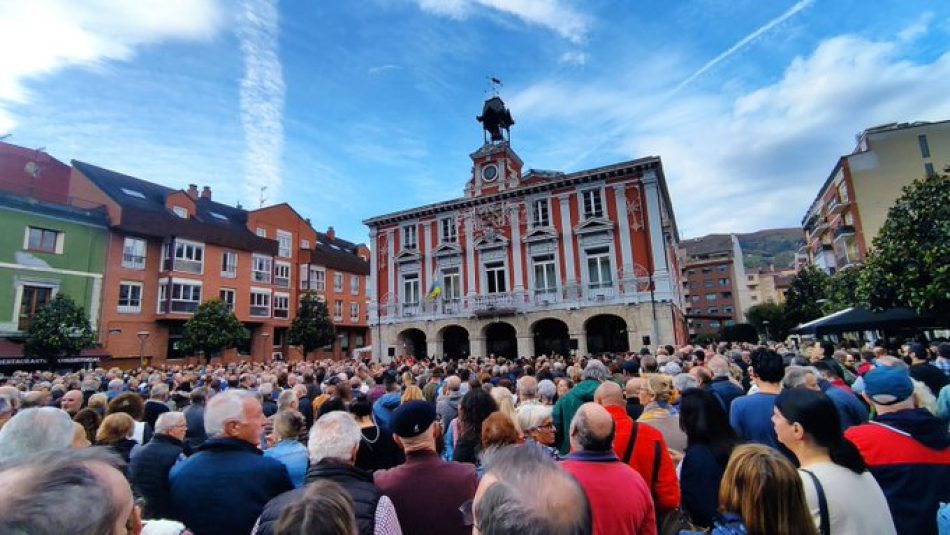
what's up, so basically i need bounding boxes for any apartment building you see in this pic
[801,120,949,273]
[364,97,686,360]
[679,234,747,338]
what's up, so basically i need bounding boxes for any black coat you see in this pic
[255,460,382,535]
[129,434,184,519]
[183,403,206,450]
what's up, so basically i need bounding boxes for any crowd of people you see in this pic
[0,338,948,535]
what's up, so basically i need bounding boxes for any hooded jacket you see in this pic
[845,408,950,535]
[552,379,600,455]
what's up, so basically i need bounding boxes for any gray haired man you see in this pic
[130,411,186,519]
[0,407,74,463]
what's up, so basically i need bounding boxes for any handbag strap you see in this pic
[651,440,661,491]
[622,422,639,464]
[801,469,830,535]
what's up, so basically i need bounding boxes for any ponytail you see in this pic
[829,436,867,474]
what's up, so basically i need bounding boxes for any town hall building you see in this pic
[364,97,687,360]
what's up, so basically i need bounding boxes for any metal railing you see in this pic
[122,253,145,269]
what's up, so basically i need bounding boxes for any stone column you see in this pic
[470,336,487,358]
[386,229,395,306]
[510,204,524,294]
[516,335,533,359]
[613,184,633,291]
[570,331,588,357]
[642,170,672,301]
[559,194,577,296]
[465,217,476,297]
[421,221,431,312]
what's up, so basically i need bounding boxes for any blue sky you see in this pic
[1,0,949,242]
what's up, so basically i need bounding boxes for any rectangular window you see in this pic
[586,247,612,289]
[350,302,359,320]
[485,262,507,294]
[163,240,204,274]
[723,306,734,314]
[277,230,292,258]
[250,290,271,317]
[300,239,310,250]
[717,265,728,272]
[402,225,417,250]
[440,217,457,244]
[27,227,60,253]
[721,292,733,299]
[704,280,714,288]
[221,251,238,278]
[122,237,146,269]
[172,206,188,218]
[708,307,719,314]
[710,320,721,328]
[334,299,344,318]
[219,288,235,311]
[334,272,344,292]
[158,280,202,314]
[18,286,53,330]
[402,274,420,306]
[533,254,557,295]
[252,255,272,283]
[925,163,935,178]
[350,275,359,295]
[701,267,711,274]
[310,268,326,291]
[691,295,700,302]
[719,278,729,286]
[273,293,289,319]
[532,198,550,227]
[582,189,604,219]
[118,282,143,313]
[274,262,291,288]
[919,134,931,158]
[705,293,716,301]
[256,227,267,238]
[687,269,696,275]
[442,268,461,300]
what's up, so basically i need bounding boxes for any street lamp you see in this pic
[762,320,771,342]
[137,331,150,369]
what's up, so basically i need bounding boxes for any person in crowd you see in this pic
[637,374,688,453]
[294,384,314,430]
[537,379,557,406]
[372,376,402,433]
[594,381,680,515]
[183,387,207,450]
[436,375,463,428]
[255,411,400,535]
[0,396,12,431]
[481,412,521,452]
[515,375,539,406]
[773,388,895,535]
[169,390,294,535]
[729,348,784,450]
[0,448,142,535]
[453,388,498,465]
[422,368,442,403]
[97,412,138,467]
[144,383,171,433]
[61,389,84,416]
[553,360,608,455]
[624,377,645,420]
[88,392,109,417]
[71,421,91,448]
[108,392,149,444]
[705,356,745,413]
[555,378,573,402]
[678,388,739,529]
[934,342,950,379]
[907,342,949,397]
[401,385,425,404]
[845,365,950,535]
[264,410,310,488]
[516,403,558,457]
[350,398,404,472]
[261,383,278,417]
[375,400,478,535]
[560,403,656,535]
[0,407,84,464]
[74,407,102,445]
[271,480,359,535]
[794,363,869,430]
[489,386,520,433]
[717,444,818,535]
[472,443,591,535]
[130,411,187,520]
[811,341,851,385]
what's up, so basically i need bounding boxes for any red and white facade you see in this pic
[364,101,686,359]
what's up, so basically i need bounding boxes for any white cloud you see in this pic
[0,0,223,134]
[413,0,590,43]
[509,28,950,238]
[898,11,934,41]
[368,64,401,75]
[559,50,588,65]
[236,0,285,206]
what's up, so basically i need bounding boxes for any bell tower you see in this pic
[466,96,523,198]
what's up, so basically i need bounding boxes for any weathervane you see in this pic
[486,75,502,97]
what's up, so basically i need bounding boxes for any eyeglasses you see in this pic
[530,422,554,431]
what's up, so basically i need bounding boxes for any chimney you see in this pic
[327,226,335,241]
[186,184,198,200]
[200,186,212,200]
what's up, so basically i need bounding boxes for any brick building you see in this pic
[679,234,747,338]
[364,97,686,360]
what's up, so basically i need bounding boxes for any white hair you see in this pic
[0,408,74,463]
[260,383,274,397]
[708,356,731,378]
[204,390,253,437]
[516,403,552,433]
[154,412,185,435]
[672,373,698,393]
[537,379,556,402]
[150,383,169,400]
[308,411,361,464]
[108,379,124,392]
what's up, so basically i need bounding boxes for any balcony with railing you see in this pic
[250,305,270,317]
[163,257,202,274]
[158,300,199,314]
[273,308,289,319]
[833,224,855,240]
[252,270,272,284]
[827,197,851,215]
[275,276,290,288]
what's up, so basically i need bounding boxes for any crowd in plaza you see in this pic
[0,338,948,535]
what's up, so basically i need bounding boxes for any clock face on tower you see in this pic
[482,164,497,182]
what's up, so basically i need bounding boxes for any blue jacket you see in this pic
[129,434,184,519]
[169,438,293,535]
[706,377,745,414]
[819,380,868,430]
[264,440,309,488]
[373,392,402,433]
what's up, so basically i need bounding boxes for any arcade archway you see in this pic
[397,328,427,358]
[483,322,517,359]
[532,318,570,357]
[585,314,629,355]
[440,325,470,359]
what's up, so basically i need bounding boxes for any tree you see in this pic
[289,295,336,359]
[180,299,249,362]
[825,265,863,314]
[23,294,97,370]
[858,171,950,316]
[784,265,830,326]
[745,302,794,341]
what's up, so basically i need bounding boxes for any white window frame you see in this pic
[531,254,558,296]
[121,237,147,270]
[157,278,202,314]
[531,198,550,228]
[402,224,418,250]
[219,288,236,311]
[256,227,267,238]
[402,273,420,306]
[164,239,205,275]
[581,188,604,219]
[273,292,290,319]
[300,238,310,250]
[349,274,360,295]
[350,302,359,320]
[585,247,612,290]
[274,261,292,288]
[14,282,59,331]
[277,230,293,258]
[252,254,272,283]
[441,267,461,301]
[117,281,143,314]
[250,288,271,317]
[172,206,188,219]
[440,217,457,244]
[334,272,344,292]
[308,267,326,291]
[221,251,238,278]
[24,226,63,254]
[483,261,507,295]
[334,299,344,319]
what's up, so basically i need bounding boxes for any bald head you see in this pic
[594,382,624,408]
[61,390,83,415]
[569,403,614,453]
[624,377,644,398]
[443,376,461,393]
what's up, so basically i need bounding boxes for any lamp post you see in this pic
[137,331,150,369]
[762,320,771,343]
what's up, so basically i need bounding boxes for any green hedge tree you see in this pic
[289,295,336,360]
[825,265,863,314]
[180,299,249,363]
[23,294,97,370]
[784,265,831,326]
[745,302,794,341]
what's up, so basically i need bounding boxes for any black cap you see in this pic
[391,400,436,438]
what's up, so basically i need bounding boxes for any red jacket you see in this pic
[562,451,657,535]
[604,404,681,512]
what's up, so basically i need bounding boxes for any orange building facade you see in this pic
[364,98,686,360]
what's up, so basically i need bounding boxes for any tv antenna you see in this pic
[486,75,502,97]
[259,186,267,208]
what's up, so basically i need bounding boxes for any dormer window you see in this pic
[172,206,188,219]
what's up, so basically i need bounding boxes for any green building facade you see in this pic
[0,191,108,338]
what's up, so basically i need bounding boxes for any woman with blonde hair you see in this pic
[97,412,137,468]
[716,444,818,535]
[400,385,425,403]
[489,386,521,433]
[637,374,687,452]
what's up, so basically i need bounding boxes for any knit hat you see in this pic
[391,400,436,438]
